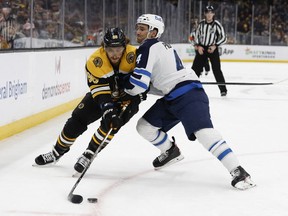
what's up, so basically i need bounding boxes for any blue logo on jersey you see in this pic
[173,50,184,71]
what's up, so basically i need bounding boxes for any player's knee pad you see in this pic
[195,128,223,150]
[136,117,161,141]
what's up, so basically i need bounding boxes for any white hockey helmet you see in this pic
[136,14,165,38]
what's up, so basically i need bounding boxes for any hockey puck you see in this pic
[87,198,98,203]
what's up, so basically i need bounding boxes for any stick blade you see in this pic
[68,194,83,204]
[87,198,98,203]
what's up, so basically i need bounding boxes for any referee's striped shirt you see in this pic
[194,19,227,47]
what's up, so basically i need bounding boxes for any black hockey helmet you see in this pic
[204,5,214,13]
[103,27,126,47]
[2,1,11,8]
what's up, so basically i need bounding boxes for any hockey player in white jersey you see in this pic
[124,14,256,190]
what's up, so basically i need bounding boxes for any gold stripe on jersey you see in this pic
[99,127,114,140]
[90,84,111,98]
[92,128,114,149]
[86,44,136,79]
[57,130,76,147]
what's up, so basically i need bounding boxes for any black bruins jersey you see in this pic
[85,44,136,105]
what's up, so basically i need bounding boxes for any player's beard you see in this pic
[110,57,121,65]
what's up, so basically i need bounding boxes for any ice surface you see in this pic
[0,62,288,216]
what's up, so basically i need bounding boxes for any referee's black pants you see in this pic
[192,48,227,93]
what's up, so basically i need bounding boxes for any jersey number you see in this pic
[173,50,184,71]
[162,42,184,71]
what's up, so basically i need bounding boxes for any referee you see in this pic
[192,5,227,96]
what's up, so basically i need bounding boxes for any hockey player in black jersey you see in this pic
[34,28,145,173]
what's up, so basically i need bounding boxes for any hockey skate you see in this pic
[231,166,256,190]
[34,146,66,166]
[153,138,184,170]
[74,149,94,173]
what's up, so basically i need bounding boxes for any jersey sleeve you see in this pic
[85,49,113,105]
[85,64,112,105]
[215,20,227,46]
[189,31,196,45]
[194,21,203,45]
[124,42,155,96]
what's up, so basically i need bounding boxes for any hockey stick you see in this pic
[202,78,288,86]
[202,81,273,86]
[67,102,130,204]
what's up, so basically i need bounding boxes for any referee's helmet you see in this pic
[205,5,215,13]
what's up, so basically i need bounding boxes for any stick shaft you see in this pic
[68,102,130,199]
[202,78,288,86]
[68,127,113,199]
[202,81,273,86]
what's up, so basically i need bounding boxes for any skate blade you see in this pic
[72,171,81,178]
[154,155,184,170]
[234,177,256,190]
[32,163,56,168]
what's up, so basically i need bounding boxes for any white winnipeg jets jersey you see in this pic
[125,38,199,96]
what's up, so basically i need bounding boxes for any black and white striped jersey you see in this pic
[194,19,227,47]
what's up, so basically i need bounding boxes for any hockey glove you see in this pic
[121,92,147,105]
[101,103,122,130]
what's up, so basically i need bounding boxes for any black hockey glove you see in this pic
[121,92,147,105]
[101,103,122,130]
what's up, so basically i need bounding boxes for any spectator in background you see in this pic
[43,22,58,39]
[37,10,53,39]
[237,18,250,44]
[21,22,39,38]
[272,24,286,45]
[254,16,265,36]
[85,34,96,46]
[0,1,18,49]
[1,0,287,48]
[0,33,9,48]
